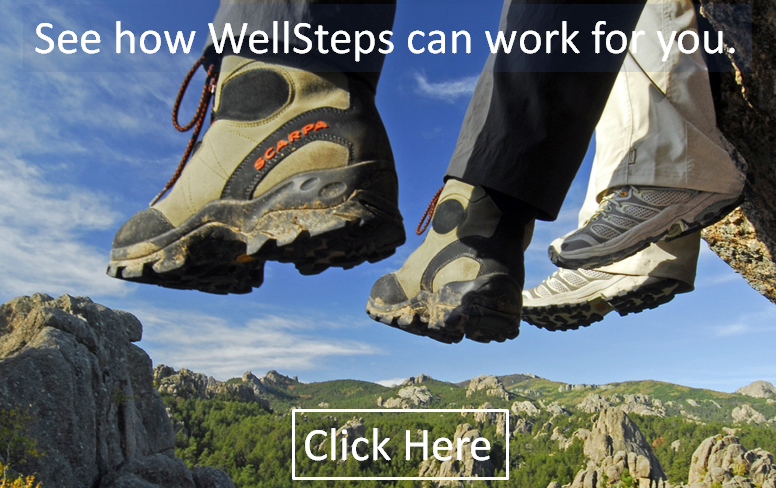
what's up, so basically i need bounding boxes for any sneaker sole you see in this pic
[107,161,405,295]
[366,275,522,344]
[522,278,692,331]
[549,193,743,270]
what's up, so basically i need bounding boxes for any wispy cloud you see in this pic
[0,3,196,300]
[0,157,128,298]
[135,308,382,380]
[375,378,407,387]
[413,72,479,103]
[713,307,776,337]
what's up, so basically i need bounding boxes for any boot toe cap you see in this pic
[369,273,409,306]
[112,208,174,248]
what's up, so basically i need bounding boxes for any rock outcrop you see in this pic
[737,381,776,399]
[541,400,572,416]
[700,0,776,303]
[732,404,767,424]
[465,375,511,400]
[513,418,534,435]
[566,409,666,488]
[417,424,495,487]
[154,366,270,408]
[258,370,299,389]
[469,402,509,437]
[620,394,667,418]
[403,374,432,385]
[683,434,776,488]
[548,412,776,488]
[577,394,614,414]
[154,365,219,398]
[378,385,433,408]
[574,393,667,417]
[316,418,367,459]
[512,400,541,417]
[0,294,233,488]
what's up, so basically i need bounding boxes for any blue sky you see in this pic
[2,0,773,392]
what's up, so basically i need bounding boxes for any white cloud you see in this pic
[413,72,479,103]
[0,3,199,300]
[135,308,382,380]
[713,307,776,337]
[0,157,129,298]
[715,323,752,337]
[375,378,407,387]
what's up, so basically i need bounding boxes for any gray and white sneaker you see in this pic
[548,186,742,270]
[522,268,692,331]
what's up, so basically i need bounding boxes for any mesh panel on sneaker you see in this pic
[639,189,692,206]
[591,224,620,239]
[623,205,659,220]
[606,215,638,228]
[560,269,589,287]
[535,285,552,298]
[547,277,569,293]
[579,269,612,279]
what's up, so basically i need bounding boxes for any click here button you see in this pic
[291,409,509,481]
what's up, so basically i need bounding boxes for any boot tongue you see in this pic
[439,179,483,204]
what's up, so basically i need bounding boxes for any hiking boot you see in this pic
[522,267,692,330]
[108,55,405,294]
[548,186,741,270]
[366,180,529,344]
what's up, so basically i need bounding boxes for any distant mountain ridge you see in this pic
[156,365,776,427]
[157,365,776,488]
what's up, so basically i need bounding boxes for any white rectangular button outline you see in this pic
[291,408,510,481]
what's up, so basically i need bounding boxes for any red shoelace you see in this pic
[416,186,444,235]
[150,56,219,206]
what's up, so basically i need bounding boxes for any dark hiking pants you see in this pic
[207,0,646,221]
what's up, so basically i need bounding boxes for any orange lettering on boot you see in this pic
[252,121,330,172]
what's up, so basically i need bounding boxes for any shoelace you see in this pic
[582,189,620,226]
[415,186,444,235]
[149,56,220,206]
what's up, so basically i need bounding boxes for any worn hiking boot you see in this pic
[366,180,530,344]
[522,267,692,331]
[108,55,405,294]
[548,186,741,270]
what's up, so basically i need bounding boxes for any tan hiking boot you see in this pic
[366,180,530,344]
[108,55,405,294]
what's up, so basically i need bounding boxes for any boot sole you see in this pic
[549,193,743,270]
[366,275,522,344]
[107,162,405,295]
[522,278,692,331]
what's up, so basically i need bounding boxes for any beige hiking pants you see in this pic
[578,0,745,286]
